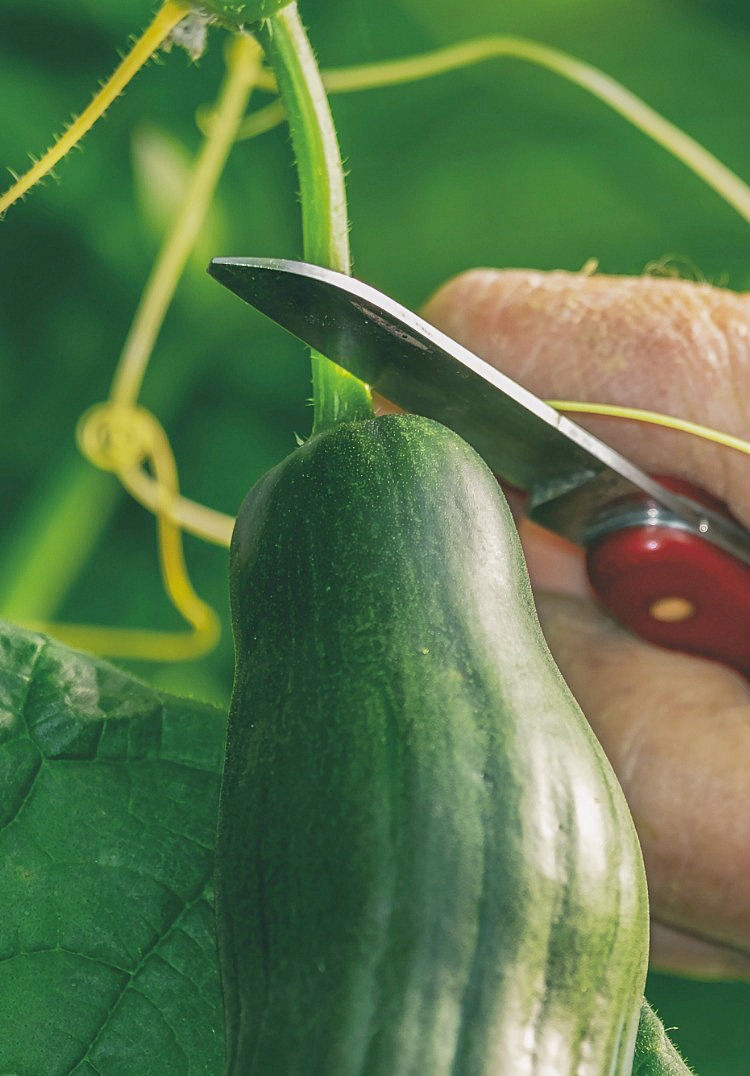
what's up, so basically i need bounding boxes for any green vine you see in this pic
[258,5,373,434]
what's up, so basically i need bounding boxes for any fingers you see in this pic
[650,922,750,982]
[420,268,750,972]
[536,590,750,959]
[422,269,750,527]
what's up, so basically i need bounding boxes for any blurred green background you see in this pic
[1,0,749,1069]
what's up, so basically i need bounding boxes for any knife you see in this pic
[208,255,750,678]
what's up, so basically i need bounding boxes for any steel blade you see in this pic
[208,256,750,563]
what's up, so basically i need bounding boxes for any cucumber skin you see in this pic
[216,413,649,1075]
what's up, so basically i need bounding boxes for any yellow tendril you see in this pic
[53,32,261,660]
[0,1,191,217]
[112,32,263,407]
[119,468,234,547]
[546,401,750,457]
[16,27,750,663]
[65,402,221,660]
[198,97,285,142]
[231,36,750,227]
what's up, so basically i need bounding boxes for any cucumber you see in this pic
[216,413,649,1074]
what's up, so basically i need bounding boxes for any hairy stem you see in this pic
[258,5,372,433]
[0,1,191,217]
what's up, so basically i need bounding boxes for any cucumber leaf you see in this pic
[0,620,226,1075]
[0,618,695,1074]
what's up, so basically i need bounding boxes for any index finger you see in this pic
[422,269,750,527]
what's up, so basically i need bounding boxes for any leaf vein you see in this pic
[0,745,42,836]
[63,878,214,1073]
[18,636,50,738]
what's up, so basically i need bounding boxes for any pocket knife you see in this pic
[209,256,750,679]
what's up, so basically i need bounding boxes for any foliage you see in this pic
[0,620,226,1073]
[2,0,750,1071]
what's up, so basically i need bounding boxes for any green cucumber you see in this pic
[216,412,649,1074]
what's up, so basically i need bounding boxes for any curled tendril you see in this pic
[68,402,221,661]
[77,403,155,473]
[10,30,260,661]
[8,21,750,663]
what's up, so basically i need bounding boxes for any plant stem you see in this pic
[633,1000,694,1075]
[258,5,372,434]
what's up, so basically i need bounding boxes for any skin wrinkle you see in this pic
[650,922,750,980]
[424,269,750,523]
[538,589,750,957]
[423,268,750,978]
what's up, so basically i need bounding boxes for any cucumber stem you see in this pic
[258,5,373,434]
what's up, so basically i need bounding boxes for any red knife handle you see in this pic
[586,478,750,679]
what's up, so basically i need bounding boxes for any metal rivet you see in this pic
[649,597,696,623]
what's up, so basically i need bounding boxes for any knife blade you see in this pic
[208,256,750,676]
[208,256,750,563]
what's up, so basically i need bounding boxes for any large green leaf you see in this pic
[0,628,695,1074]
[0,620,226,1074]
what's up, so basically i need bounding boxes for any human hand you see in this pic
[418,269,750,980]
